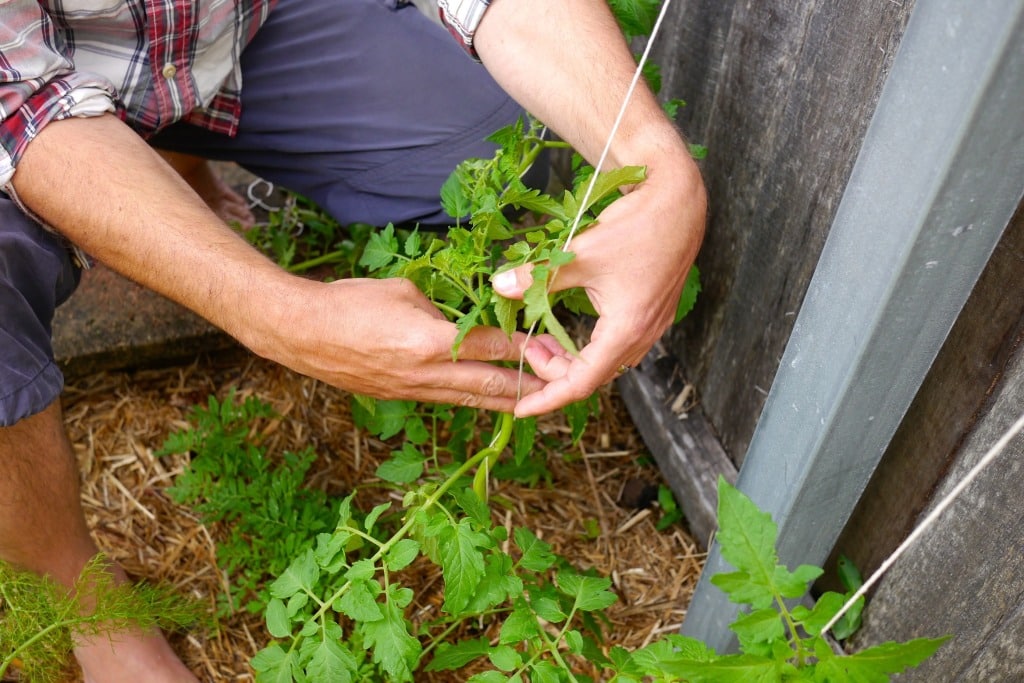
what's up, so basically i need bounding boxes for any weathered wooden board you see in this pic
[617,349,737,545]
[850,347,1024,680]
[827,201,1024,587]
[656,0,914,461]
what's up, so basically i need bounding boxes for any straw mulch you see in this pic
[59,350,704,681]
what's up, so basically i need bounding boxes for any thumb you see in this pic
[491,265,535,300]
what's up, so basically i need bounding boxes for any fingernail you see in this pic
[492,270,516,292]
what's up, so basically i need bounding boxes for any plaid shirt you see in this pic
[0,1,492,187]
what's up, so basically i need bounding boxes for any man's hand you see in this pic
[492,158,705,417]
[11,114,545,411]
[476,0,708,417]
[251,276,546,412]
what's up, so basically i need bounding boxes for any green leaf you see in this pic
[630,634,716,674]
[359,223,399,270]
[608,0,661,38]
[532,596,568,623]
[269,549,319,599]
[530,660,561,683]
[364,502,392,534]
[462,552,523,613]
[499,600,540,644]
[792,591,845,637]
[564,629,584,655]
[713,478,780,609]
[453,299,486,359]
[385,539,421,572]
[467,672,510,683]
[838,554,865,592]
[773,563,824,600]
[653,653,785,682]
[814,637,949,682]
[574,166,646,216]
[359,599,422,682]
[674,265,701,323]
[493,294,524,339]
[556,571,618,612]
[265,597,292,638]
[730,608,785,653]
[252,644,300,683]
[514,527,556,572]
[304,636,357,682]
[439,518,489,614]
[336,579,383,621]
[376,444,426,484]
[440,171,471,219]
[424,637,491,671]
[488,645,521,671]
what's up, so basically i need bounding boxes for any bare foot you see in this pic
[158,150,256,229]
[73,563,199,683]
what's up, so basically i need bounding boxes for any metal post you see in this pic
[682,0,1024,648]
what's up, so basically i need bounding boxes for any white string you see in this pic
[821,409,1024,637]
[515,0,674,399]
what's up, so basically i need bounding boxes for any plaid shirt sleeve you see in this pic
[438,0,493,60]
[0,2,118,187]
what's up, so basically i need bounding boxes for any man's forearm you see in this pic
[10,114,287,354]
[475,0,695,177]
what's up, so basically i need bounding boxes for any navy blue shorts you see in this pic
[0,0,529,426]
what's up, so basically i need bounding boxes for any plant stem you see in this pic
[306,413,514,628]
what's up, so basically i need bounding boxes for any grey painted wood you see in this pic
[849,352,1024,681]
[682,0,1024,649]
[662,0,913,461]
[826,202,1024,591]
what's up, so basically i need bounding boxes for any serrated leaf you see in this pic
[531,660,562,683]
[270,549,319,599]
[364,502,391,534]
[674,265,701,323]
[653,653,784,682]
[345,558,376,582]
[304,637,356,682]
[360,599,421,682]
[439,518,489,614]
[359,223,399,270]
[336,578,383,621]
[488,645,521,671]
[425,637,492,671]
[730,608,785,652]
[463,552,523,613]
[773,563,823,599]
[792,591,845,637]
[376,444,425,484]
[556,571,618,612]
[468,672,510,683]
[532,596,567,623]
[714,479,779,609]
[814,637,949,682]
[514,527,556,572]
[252,644,300,683]
[564,629,584,654]
[265,597,292,638]
[493,294,524,339]
[609,0,661,38]
[451,486,493,528]
[386,538,421,572]
[630,634,716,674]
[500,599,541,644]
[575,166,646,216]
[440,171,471,219]
[453,299,485,359]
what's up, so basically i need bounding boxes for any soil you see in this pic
[53,347,704,680]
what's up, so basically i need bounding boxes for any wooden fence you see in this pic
[620,0,1024,675]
